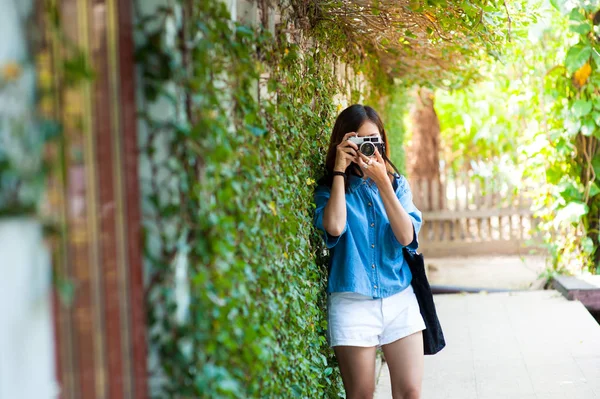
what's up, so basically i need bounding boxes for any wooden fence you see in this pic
[409,169,544,257]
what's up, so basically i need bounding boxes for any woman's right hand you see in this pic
[334,132,359,173]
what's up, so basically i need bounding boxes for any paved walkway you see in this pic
[375,290,600,399]
[426,255,548,290]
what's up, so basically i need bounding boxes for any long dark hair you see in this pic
[319,104,400,190]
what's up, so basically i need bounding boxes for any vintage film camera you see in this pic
[347,135,385,157]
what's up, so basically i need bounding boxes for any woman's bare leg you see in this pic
[333,345,378,399]
[381,331,424,399]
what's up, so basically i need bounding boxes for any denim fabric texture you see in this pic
[313,173,422,299]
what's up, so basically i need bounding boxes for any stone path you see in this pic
[375,290,600,399]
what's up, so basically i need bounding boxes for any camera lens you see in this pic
[360,142,375,157]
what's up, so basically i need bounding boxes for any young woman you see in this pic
[313,104,425,399]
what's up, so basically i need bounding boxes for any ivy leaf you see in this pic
[235,25,254,38]
[572,99,592,117]
[592,47,600,67]
[405,29,417,39]
[582,236,595,254]
[290,384,303,397]
[593,112,600,126]
[549,0,563,12]
[565,43,592,74]
[569,8,586,22]
[589,182,600,197]
[408,0,421,11]
[593,156,600,178]
[554,201,588,227]
[248,125,267,136]
[559,180,581,201]
[581,118,596,136]
[564,117,582,135]
[372,2,381,16]
[570,22,592,35]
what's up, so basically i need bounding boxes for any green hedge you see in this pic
[136,1,396,397]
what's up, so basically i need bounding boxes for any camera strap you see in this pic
[381,147,402,178]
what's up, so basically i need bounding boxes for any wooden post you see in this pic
[46,0,148,398]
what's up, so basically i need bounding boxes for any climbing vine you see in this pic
[435,1,600,274]
[542,1,600,273]
[136,1,362,397]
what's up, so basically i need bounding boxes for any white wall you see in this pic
[0,219,57,399]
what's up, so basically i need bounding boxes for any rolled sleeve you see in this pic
[313,186,347,249]
[392,175,422,251]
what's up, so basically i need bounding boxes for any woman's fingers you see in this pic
[341,132,359,150]
[355,154,368,168]
[340,139,358,151]
[374,147,384,163]
[340,146,357,156]
[342,132,357,141]
[356,151,372,164]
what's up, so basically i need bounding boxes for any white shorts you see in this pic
[326,284,426,348]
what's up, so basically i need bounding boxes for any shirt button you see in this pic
[370,223,375,227]
[374,285,378,289]
[372,264,375,269]
[371,244,375,248]
[368,202,372,206]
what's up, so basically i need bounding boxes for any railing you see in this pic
[409,169,543,257]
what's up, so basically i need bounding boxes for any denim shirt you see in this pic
[313,173,422,299]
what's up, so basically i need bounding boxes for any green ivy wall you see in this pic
[135,1,401,397]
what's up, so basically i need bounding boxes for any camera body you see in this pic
[347,135,385,157]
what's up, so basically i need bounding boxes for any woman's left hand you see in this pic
[355,148,390,187]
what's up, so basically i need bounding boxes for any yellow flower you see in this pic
[283,252,288,259]
[268,201,277,216]
[336,103,343,112]
[284,48,289,55]
[2,61,21,81]
[306,177,315,186]
[573,62,592,88]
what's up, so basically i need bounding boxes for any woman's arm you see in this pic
[321,174,347,236]
[354,148,419,247]
[378,179,415,246]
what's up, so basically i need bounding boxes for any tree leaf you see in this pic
[589,182,600,197]
[593,156,600,178]
[570,22,592,35]
[582,236,594,253]
[565,43,592,74]
[592,112,600,126]
[554,202,588,227]
[549,0,563,12]
[572,99,593,117]
[592,47,600,68]
[569,8,586,22]
[581,117,596,136]
[564,118,582,135]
